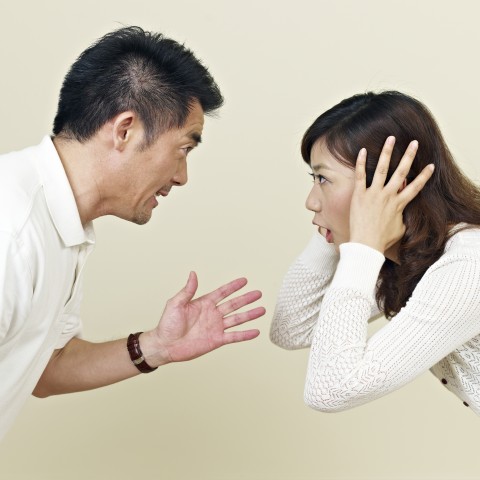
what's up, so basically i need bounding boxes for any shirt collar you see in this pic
[34,136,95,248]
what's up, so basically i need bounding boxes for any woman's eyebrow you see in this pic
[311,163,333,172]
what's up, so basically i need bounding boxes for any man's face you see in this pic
[116,101,205,225]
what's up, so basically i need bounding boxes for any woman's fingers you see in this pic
[383,139,433,208]
[398,163,435,207]
[354,147,368,188]
[371,136,396,188]
[357,138,434,202]
[385,140,419,193]
[367,138,421,194]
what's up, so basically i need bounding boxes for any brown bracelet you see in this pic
[127,332,158,374]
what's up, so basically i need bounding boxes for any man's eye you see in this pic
[183,147,193,155]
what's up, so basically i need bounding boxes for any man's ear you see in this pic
[111,111,138,151]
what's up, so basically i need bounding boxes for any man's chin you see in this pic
[131,209,153,225]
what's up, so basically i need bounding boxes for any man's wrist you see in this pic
[137,330,172,368]
[127,332,158,373]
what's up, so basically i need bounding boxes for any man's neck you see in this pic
[52,136,106,226]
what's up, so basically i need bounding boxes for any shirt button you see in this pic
[441,378,448,384]
[463,401,469,407]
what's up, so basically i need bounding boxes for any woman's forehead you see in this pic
[311,140,355,177]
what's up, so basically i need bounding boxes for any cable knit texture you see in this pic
[270,228,480,414]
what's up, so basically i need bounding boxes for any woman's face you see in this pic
[305,139,355,247]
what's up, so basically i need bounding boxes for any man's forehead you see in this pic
[187,100,205,124]
[181,103,204,135]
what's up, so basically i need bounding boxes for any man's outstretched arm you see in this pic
[33,272,265,397]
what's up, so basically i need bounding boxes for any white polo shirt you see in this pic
[0,136,95,440]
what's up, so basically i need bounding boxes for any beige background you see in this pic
[1,0,479,479]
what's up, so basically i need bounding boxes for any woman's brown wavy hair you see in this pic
[301,91,480,318]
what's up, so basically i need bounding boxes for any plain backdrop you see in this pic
[1,1,479,479]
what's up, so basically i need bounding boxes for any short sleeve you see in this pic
[54,276,85,349]
[0,232,33,344]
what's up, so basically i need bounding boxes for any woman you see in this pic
[270,91,480,413]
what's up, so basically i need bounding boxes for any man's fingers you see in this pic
[207,277,249,303]
[223,329,260,345]
[217,290,263,316]
[223,306,266,329]
[170,271,198,305]
[398,163,435,207]
[371,136,395,188]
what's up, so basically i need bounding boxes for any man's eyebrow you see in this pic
[189,132,202,144]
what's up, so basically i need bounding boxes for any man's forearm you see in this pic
[32,336,160,397]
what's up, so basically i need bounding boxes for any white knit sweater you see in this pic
[270,228,480,414]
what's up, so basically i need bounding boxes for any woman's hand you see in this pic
[349,136,434,254]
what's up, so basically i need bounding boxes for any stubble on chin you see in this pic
[132,209,153,225]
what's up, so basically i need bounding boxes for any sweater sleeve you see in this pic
[304,241,480,412]
[270,233,383,350]
[270,233,340,350]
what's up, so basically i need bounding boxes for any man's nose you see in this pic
[173,158,188,186]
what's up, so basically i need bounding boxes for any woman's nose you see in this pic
[305,185,321,212]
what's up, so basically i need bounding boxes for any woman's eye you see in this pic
[183,147,193,155]
[309,173,327,184]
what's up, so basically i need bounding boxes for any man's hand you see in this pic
[142,272,265,366]
[34,273,264,397]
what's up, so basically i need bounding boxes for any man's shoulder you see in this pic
[0,141,42,178]
[0,143,44,234]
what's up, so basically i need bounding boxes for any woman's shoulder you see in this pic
[444,223,480,257]
[418,225,480,293]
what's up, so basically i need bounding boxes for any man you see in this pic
[0,26,265,439]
